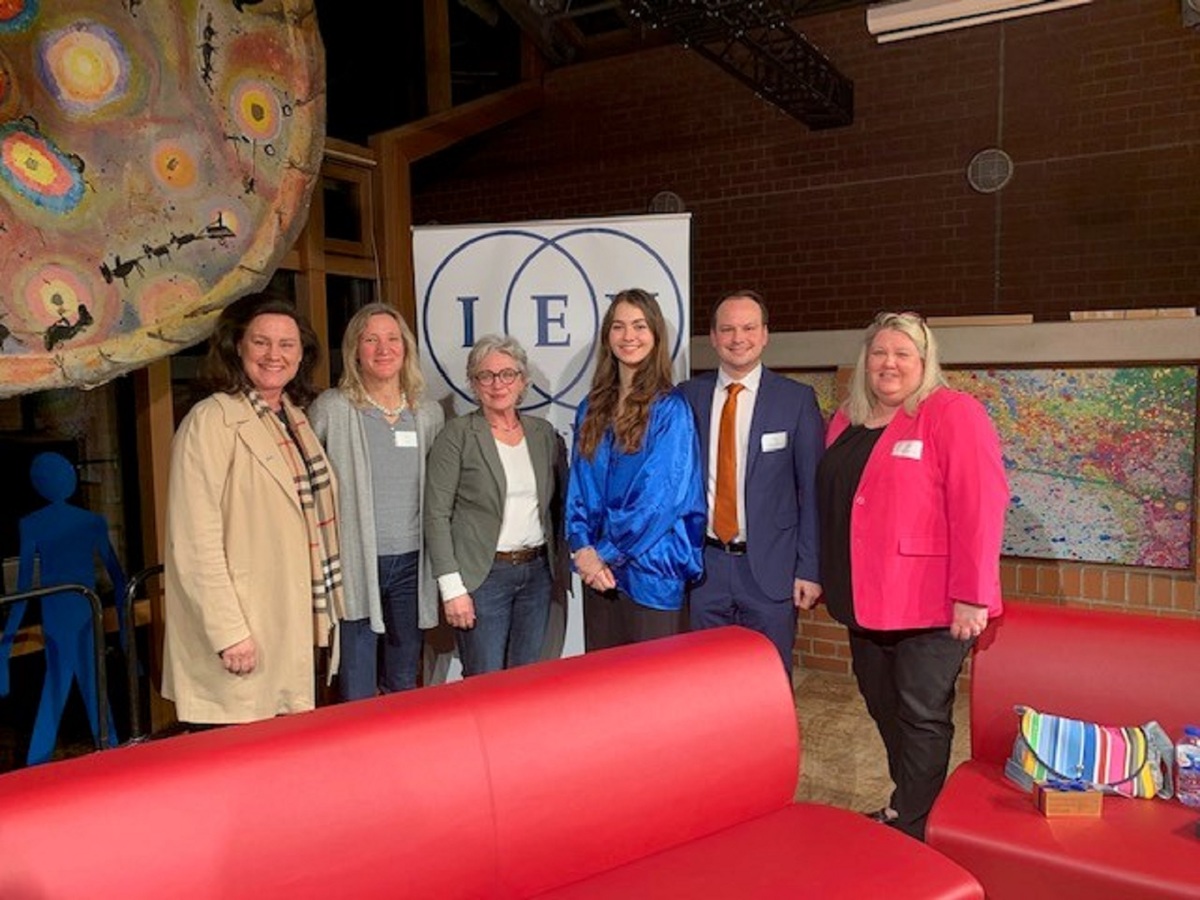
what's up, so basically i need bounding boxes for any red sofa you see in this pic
[928,600,1200,899]
[0,626,981,899]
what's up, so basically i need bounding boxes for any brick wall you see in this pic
[410,0,1200,672]
[797,560,1200,677]
[412,0,1200,332]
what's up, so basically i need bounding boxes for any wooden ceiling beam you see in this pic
[424,0,453,114]
[369,82,543,328]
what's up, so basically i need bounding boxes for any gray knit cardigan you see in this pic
[309,389,445,631]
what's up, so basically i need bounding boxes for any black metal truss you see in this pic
[622,0,854,129]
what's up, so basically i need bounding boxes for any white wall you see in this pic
[691,317,1200,370]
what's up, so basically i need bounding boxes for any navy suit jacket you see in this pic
[680,368,824,599]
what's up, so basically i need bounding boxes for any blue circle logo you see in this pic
[421,225,686,415]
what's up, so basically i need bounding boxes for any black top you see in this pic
[817,423,885,628]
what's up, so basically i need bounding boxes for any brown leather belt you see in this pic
[494,545,547,565]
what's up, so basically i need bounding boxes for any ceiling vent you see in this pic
[867,0,1092,43]
[649,191,685,214]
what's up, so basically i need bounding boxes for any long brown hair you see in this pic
[577,288,674,459]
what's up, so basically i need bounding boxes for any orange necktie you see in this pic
[714,382,744,543]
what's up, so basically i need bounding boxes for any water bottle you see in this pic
[1177,725,1200,808]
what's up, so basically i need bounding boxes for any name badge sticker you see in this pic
[761,431,788,452]
[394,430,419,449]
[892,439,923,460]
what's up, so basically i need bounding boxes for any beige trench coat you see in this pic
[162,392,331,724]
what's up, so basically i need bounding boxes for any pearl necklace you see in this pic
[364,393,406,418]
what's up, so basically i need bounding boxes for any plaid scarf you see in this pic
[246,389,345,667]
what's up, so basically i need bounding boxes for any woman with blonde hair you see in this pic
[309,302,443,699]
[816,311,1008,841]
[566,288,705,650]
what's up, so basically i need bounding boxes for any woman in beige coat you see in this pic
[162,294,344,725]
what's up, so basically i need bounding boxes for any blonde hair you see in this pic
[338,303,425,407]
[845,311,945,425]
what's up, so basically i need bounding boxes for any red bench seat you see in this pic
[928,601,1200,899]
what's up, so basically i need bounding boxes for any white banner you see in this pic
[413,213,691,664]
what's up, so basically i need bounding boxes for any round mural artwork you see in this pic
[0,0,325,396]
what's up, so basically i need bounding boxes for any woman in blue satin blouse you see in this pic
[566,288,705,650]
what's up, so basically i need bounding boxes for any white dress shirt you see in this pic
[706,364,762,543]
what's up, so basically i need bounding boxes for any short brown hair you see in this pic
[710,289,769,329]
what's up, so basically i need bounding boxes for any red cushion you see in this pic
[970,601,1200,766]
[535,804,983,899]
[0,683,499,899]
[929,761,1200,900]
[463,627,802,896]
[0,627,800,899]
[931,602,1200,899]
[0,627,982,899]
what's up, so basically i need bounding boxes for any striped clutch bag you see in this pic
[1004,705,1174,800]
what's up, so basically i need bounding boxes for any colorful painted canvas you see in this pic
[948,367,1198,570]
[0,0,324,396]
[785,370,839,421]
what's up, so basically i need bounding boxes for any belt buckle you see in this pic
[498,545,541,565]
[708,536,747,555]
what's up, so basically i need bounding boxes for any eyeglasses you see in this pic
[473,368,521,386]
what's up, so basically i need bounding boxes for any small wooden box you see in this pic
[1035,783,1103,817]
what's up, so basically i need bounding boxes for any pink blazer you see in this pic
[826,388,1008,630]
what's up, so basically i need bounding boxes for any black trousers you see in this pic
[583,586,687,652]
[848,626,972,841]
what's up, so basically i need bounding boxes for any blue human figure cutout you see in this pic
[0,452,125,764]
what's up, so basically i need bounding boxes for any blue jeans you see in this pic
[455,556,552,677]
[339,551,421,701]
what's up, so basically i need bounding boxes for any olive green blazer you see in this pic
[423,410,560,594]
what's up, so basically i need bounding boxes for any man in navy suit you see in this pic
[680,290,824,678]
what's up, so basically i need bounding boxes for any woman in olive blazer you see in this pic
[424,335,560,676]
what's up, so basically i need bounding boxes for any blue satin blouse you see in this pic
[566,388,705,611]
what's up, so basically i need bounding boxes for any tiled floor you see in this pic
[793,668,971,812]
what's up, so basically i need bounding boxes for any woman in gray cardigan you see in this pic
[310,303,443,700]
[424,335,560,676]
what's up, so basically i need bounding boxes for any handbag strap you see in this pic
[1004,756,1038,792]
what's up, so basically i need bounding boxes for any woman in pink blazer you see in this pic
[816,311,1008,842]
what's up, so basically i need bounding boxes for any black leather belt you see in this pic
[705,536,747,555]
[494,545,547,565]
